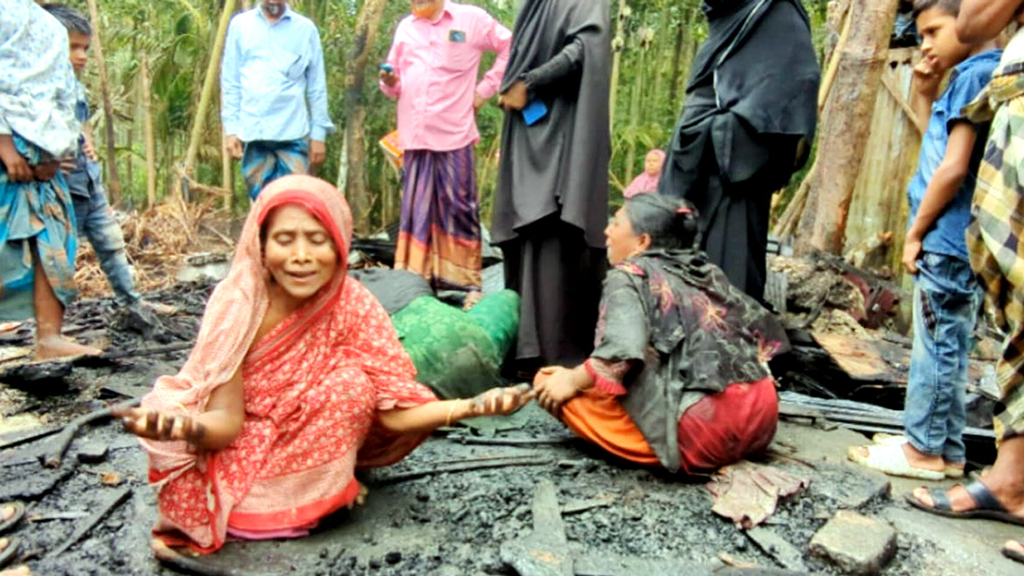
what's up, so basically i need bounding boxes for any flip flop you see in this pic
[904,480,1024,526]
[0,503,24,535]
[0,536,19,569]
[847,443,945,480]
[1004,539,1024,565]
[869,435,965,478]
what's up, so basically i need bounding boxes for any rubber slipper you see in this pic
[1004,539,1024,565]
[904,480,1024,526]
[847,443,945,480]
[0,503,24,536]
[871,433,906,446]
[0,536,19,569]
[868,436,965,478]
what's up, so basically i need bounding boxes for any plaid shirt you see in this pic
[965,66,1024,441]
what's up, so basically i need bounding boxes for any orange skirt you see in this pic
[560,377,778,474]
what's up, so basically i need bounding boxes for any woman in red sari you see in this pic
[116,175,532,558]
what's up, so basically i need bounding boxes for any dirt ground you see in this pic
[0,283,1021,576]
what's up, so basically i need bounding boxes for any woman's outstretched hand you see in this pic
[465,383,536,417]
[114,407,206,445]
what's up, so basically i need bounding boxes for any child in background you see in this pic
[849,0,1000,479]
[41,4,173,319]
[0,0,101,360]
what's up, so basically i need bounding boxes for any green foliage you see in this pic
[74,0,830,227]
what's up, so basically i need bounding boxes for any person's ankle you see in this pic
[902,442,944,469]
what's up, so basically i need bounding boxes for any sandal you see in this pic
[1004,539,1024,565]
[0,537,19,569]
[870,435,965,478]
[0,504,24,535]
[905,480,1024,526]
[847,443,945,480]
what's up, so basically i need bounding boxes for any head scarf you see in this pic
[142,175,352,472]
[623,149,666,199]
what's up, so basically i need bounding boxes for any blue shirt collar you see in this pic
[952,49,1002,78]
[256,2,293,24]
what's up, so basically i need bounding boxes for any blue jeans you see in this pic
[904,252,980,464]
[70,188,140,307]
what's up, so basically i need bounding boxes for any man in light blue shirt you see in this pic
[221,0,334,199]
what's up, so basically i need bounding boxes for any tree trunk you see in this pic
[668,18,685,105]
[343,0,388,234]
[141,55,158,209]
[794,0,897,256]
[181,0,237,197]
[608,0,629,131]
[84,0,122,204]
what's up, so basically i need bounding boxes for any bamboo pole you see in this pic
[221,132,233,213]
[84,0,122,204]
[141,54,158,208]
[608,0,628,129]
[180,0,237,199]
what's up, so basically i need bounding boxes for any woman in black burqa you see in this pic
[658,0,819,302]
[493,0,612,374]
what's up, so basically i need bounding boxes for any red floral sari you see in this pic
[139,176,437,553]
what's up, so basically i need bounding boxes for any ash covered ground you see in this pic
[0,282,1008,576]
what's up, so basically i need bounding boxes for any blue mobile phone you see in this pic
[380,63,394,73]
[522,99,548,126]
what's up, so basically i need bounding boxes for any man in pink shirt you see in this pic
[379,0,511,305]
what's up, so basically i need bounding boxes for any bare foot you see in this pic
[0,567,30,576]
[151,538,193,561]
[347,482,369,510]
[1,506,15,522]
[0,538,9,553]
[35,335,102,360]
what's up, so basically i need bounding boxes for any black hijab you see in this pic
[659,0,819,193]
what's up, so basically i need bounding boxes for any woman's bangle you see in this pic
[445,400,462,427]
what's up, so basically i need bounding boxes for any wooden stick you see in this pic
[84,0,122,203]
[818,5,853,112]
[378,455,552,484]
[880,71,924,134]
[141,54,158,208]
[43,398,141,468]
[181,0,237,194]
[156,547,279,576]
[89,341,194,362]
[0,425,62,452]
[48,486,131,558]
[446,434,576,447]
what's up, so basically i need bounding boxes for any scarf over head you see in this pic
[140,176,435,552]
[623,149,667,199]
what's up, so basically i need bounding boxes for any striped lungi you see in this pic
[394,145,482,292]
[0,135,78,322]
[241,139,310,200]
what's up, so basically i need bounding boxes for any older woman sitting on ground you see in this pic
[115,176,533,560]
[533,193,788,474]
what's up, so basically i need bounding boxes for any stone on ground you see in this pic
[809,510,896,575]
